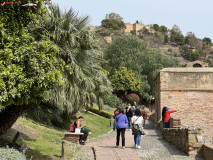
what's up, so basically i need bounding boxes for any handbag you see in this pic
[132,117,146,135]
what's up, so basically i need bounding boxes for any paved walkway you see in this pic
[88,120,203,160]
[134,120,203,160]
[88,130,141,160]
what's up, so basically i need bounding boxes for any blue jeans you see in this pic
[163,121,169,128]
[128,117,132,129]
[134,134,141,146]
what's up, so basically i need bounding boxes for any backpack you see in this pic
[70,121,76,132]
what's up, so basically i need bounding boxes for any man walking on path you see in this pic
[126,103,133,130]
[134,102,138,110]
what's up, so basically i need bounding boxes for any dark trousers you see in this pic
[163,121,170,128]
[116,128,126,146]
[81,128,89,141]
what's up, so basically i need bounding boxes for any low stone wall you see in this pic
[203,144,213,160]
[163,128,188,153]
[169,118,181,128]
[163,128,203,156]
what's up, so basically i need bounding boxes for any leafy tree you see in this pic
[159,25,168,34]
[105,94,126,108]
[170,29,185,46]
[0,0,63,135]
[104,35,179,98]
[171,24,182,34]
[181,45,201,61]
[110,67,141,97]
[29,4,112,117]
[164,35,169,44]
[101,19,126,31]
[106,13,123,21]
[204,58,213,67]
[138,27,150,36]
[185,32,203,50]
[101,13,126,31]
[152,24,159,31]
[203,37,212,45]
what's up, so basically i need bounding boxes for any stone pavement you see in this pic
[88,120,203,160]
[133,120,203,160]
[88,129,141,160]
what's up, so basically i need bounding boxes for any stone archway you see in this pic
[193,63,202,67]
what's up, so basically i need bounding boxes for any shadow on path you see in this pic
[133,120,203,160]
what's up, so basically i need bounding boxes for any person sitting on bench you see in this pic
[74,116,89,145]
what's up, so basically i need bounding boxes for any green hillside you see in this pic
[0,112,111,160]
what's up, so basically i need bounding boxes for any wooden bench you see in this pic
[64,132,91,143]
[64,132,84,143]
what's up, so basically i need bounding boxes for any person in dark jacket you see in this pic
[134,102,138,110]
[126,103,133,130]
[113,108,128,149]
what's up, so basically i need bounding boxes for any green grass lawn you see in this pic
[0,111,112,159]
[76,111,112,138]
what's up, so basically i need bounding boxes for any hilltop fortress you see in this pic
[124,22,154,34]
[89,21,154,34]
[89,21,155,43]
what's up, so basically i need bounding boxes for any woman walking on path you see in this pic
[162,106,177,128]
[113,108,128,149]
[126,103,133,130]
[131,109,144,149]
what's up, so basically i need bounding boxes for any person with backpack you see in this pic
[126,103,133,130]
[113,108,120,119]
[113,108,128,149]
[70,116,88,145]
[131,109,144,149]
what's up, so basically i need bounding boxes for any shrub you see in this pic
[105,94,126,108]
[88,107,112,119]
[126,93,140,104]
[0,147,28,160]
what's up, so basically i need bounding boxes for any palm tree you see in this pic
[28,3,112,120]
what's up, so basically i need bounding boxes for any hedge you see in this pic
[88,107,112,119]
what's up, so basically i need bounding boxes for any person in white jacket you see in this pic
[131,109,144,149]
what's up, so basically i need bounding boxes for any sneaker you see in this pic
[80,140,85,145]
[134,144,138,148]
[115,145,119,148]
[122,146,125,149]
[137,146,141,149]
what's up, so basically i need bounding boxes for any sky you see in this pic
[51,0,213,40]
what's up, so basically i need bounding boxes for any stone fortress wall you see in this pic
[155,68,213,140]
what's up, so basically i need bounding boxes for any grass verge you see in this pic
[0,111,112,159]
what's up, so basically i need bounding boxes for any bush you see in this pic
[0,147,28,160]
[88,107,112,119]
[126,93,140,104]
[105,95,126,108]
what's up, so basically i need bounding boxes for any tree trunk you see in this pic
[0,104,31,136]
[97,96,100,110]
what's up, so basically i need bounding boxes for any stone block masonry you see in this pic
[155,68,213,140]
[203,144,213,160]
[163,127,203,156]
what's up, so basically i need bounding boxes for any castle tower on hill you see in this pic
[124,21,153,34]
